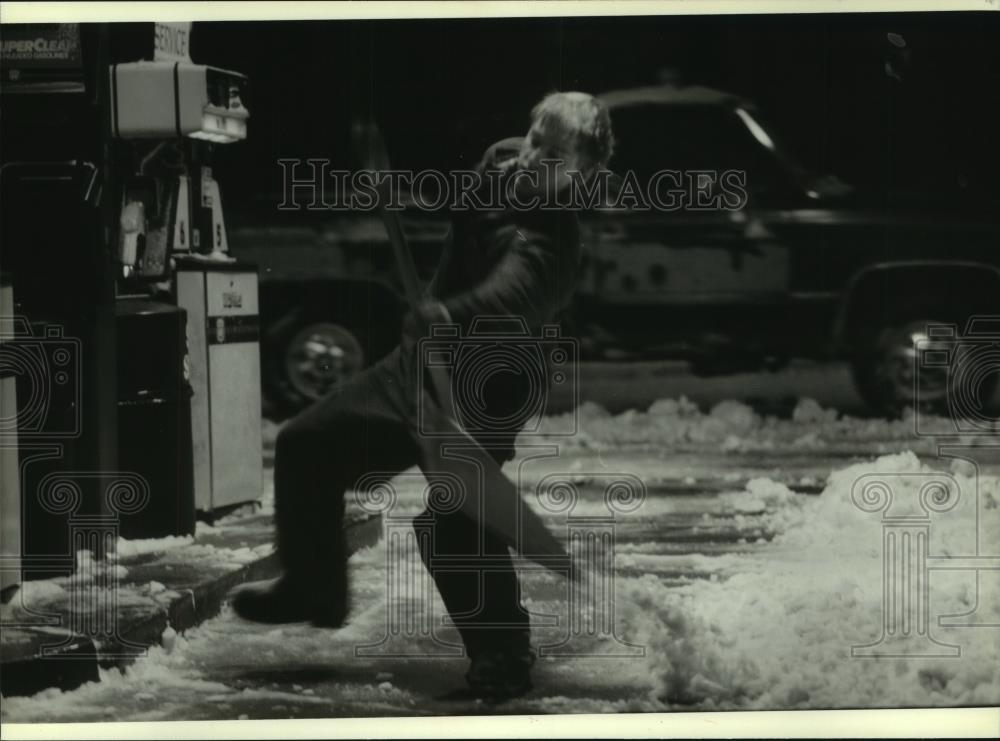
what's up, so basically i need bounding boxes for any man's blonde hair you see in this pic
[531,91,615,169]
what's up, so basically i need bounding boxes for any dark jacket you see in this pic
[428,137,583,333]
[391,137,584,450]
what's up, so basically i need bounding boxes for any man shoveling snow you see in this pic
[230,92,615,700]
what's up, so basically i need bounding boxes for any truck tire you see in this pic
[268,319,366,416]
[851,308,998,419]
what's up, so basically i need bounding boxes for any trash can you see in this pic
[115,299,195,539]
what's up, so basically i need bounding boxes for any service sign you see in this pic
[154,22,192,62]
[0,24,81,69]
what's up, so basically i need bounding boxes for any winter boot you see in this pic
[464,645,537,701]
[229,575,347,628]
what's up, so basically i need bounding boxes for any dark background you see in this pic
[112,12,999,207]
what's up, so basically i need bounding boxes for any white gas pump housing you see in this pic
[174,263,263,515]
[110,61,248,142]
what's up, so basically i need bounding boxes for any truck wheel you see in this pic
[273,321,366,413]
[851,314,998,418]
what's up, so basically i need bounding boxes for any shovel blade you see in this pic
[415,403,570,576]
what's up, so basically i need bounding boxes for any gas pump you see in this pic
[2,22,261,583]
[108,38,263,518]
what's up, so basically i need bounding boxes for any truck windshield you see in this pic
[734,107,810,183]
[735,107,853,199]
[608,102,815,203]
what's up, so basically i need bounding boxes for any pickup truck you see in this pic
[227,83,1000,419]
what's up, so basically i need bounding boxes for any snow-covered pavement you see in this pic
[2,395,999,720]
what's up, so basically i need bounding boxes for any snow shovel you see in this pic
[350,120,572,575]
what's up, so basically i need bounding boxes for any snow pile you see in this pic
[0,571,179,626]
[792,398,840,424]
[615,451,1000,709]
[0,630,238,722]
[0,534,273,626]
[1,539,420,723]
[0,578,69,620]
[147,542,274,571]
[717,477,798,515]
[75,548,128,581]
[0,548,141,622]
[524,396,964,453]
[113,535,194,560]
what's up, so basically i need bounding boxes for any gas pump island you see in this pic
[1,24,263,593]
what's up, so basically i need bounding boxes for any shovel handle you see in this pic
[353,121,457,420]
[374,202,456,419]
[376,188,424,305]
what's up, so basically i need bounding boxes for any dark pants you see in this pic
[274,346,532,656]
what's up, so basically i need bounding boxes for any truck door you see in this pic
[578,102,796,353]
